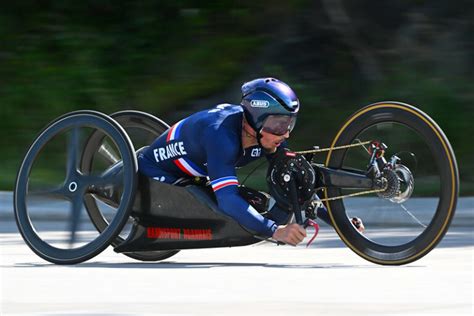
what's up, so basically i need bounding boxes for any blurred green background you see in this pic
[1,1,473,194]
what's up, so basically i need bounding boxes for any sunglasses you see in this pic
[261,115,297,136]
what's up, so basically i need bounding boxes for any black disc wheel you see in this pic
[325,102,459,265]
[14,111,137,264]
[81,110,180,262]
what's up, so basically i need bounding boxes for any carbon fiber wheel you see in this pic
[81,110,180,262]
[14,111,137,264]
[325,102,459,265]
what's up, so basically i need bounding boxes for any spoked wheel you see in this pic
[14,111,137,264]
[325,102,459,265]
[81,110,180,262]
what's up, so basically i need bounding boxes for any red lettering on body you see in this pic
[147,227,181,239]
[146,227,212,240]
[183,229,212,240]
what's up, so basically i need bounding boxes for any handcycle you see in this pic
[14,101,459,265]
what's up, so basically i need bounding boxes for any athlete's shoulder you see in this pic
[200,104,242,157]
[200,103,242,130]
[207,103,243,117]
[185,103,241,125]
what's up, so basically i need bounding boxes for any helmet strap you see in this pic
[241,116,262,151]
[256,131,264,148]
[243,122,272,153]
[242,116,258,138]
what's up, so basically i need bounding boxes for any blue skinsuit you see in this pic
[138,104,289,237]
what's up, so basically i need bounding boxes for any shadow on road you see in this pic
[6,260,424,270]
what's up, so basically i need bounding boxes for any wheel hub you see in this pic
[68,181,78,192]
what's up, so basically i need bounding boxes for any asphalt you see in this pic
[1,222,472,316]
[1,192,473,315]
[1,191,472,226]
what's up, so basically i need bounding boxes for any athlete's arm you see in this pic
[204,126,277,237]
[265,142,334,227]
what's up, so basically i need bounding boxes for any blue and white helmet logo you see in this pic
[250,100,270,108]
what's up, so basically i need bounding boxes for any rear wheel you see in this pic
[325,102,459,265]
[14,111,137,264]
[81,110,180,262]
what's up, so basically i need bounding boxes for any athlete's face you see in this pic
[259,130,290,153]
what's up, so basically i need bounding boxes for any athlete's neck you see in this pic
[241,117,258,149]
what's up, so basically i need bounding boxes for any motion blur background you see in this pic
[1,1,472,194]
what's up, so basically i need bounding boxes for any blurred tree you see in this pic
[0,0,472,193]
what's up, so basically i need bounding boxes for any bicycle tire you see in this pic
[325,102,459,265]
[81,110,180,262]
[14,110,137,264]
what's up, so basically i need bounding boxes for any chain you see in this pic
[295,140,372,154]
[296,139,387,201]
[318,188,386,202]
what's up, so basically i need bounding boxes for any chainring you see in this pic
[267,149,316,210]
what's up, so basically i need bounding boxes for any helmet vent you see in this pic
[264,78,278,83]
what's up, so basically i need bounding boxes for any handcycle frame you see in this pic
[14,101,459,265]
[102,160,376,254]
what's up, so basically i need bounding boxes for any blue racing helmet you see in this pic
[241,78,300,135]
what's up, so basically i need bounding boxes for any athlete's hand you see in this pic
[272,223,307,246]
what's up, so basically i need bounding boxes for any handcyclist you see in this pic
[138,78,364,246]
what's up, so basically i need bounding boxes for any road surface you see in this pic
[1,219,472,316]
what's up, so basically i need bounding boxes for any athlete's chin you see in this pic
[262,144,278,153]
